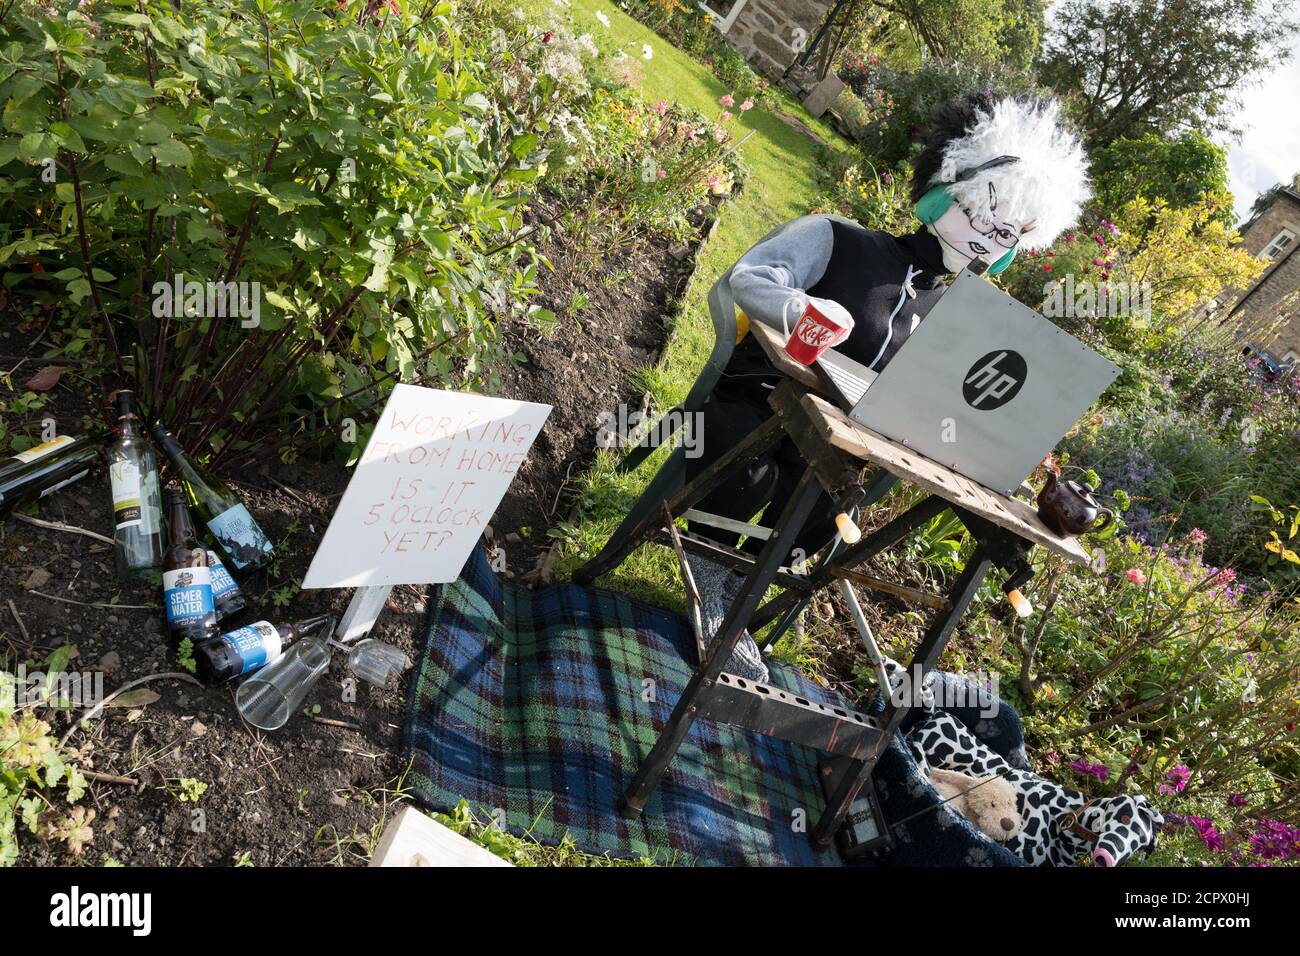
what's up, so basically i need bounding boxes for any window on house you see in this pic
[699,0,749,32]
[1261,228,1296,261]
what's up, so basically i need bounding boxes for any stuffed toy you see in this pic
[909,712,1163,867]
[928,767,1022,843]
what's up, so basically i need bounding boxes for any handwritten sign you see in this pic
[302,385,551,589]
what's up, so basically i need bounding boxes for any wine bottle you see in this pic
[195,614,334,684]
[206,549,247,620]
[0,434,88,482]
[162,490,219,645]
[151,425,273,571]
[0,434,99,518]
[107,391,165,579]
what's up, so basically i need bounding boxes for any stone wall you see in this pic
[1223,190,1300,360]
[721,0,832,80]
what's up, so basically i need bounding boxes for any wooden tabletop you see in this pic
[747,319,1091,565]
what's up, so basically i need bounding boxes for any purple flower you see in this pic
[1159,764,1191,795]
[1248,820,1300,860]
[1188,816,1225,852]
[1069,758,1109,782]
[1228,792,1248,808]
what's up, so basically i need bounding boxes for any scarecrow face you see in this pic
[931,182,1028,272]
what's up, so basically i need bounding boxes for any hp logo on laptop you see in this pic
[963,350,1027,409]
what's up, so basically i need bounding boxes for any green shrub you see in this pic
[808,157,913,234]
[1013,530,1298,829]
[0,0,570,463]
[846,61,1044,169]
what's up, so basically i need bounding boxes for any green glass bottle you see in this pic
[107,391,165,579]
[151,425,274,572]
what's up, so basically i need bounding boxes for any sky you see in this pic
[1222,49,1300,226]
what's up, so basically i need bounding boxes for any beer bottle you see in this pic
[107,391,165,579]
[194,614,335,684]
[162,490,218,644]
[151,424,273,572]
[206,550,248,620]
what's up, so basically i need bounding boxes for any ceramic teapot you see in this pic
[1036,473,1115,538]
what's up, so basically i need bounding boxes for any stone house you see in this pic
[1211,186,1300,366]
[702,0,836,80]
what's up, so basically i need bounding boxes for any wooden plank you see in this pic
[369,806,512,867]
[336,584,394,644]
[798,392,1092,565]
[748,321,832,397]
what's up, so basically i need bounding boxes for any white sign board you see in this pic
[302,385,551,589]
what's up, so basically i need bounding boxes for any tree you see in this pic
[870,0,1047,70]
[1116,195,1265,330]
[1091,132,1234,229]
[1039,0,1299,147]
[1246,170,1300,225]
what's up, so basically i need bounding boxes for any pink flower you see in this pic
[713,125,726,143]
[739,98,754,111]
[719,94,734,108]
[656,168,666,180]
[719,110,732,122]
[651,100,669,116]
[705,174,721,189]
[1215,567,1237,585]
[1187,527,1208,543]
[1126,568,1147,585]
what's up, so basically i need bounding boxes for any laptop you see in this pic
[815,268,1119,497]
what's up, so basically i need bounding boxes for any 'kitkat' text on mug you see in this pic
[784,300,853,365]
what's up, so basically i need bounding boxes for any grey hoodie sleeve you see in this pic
[728,217,836,331]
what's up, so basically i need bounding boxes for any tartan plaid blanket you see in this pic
[403,544,1029,866]
[403,544,845,866]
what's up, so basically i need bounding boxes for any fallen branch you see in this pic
[82,769,140,786]
[60,671,202,748]
[13,512,115,546]
[311,716,361,731]
[29,591,153,611]
[7,598,31,644]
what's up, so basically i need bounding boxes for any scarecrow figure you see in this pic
[686,90,1092,681]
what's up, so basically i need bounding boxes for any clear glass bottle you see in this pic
[107,390,165,579]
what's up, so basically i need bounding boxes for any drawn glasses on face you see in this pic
[960,206,1022,257]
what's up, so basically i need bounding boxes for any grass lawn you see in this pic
[525,0,857,620]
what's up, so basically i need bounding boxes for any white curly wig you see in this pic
[912,92,1091,246]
